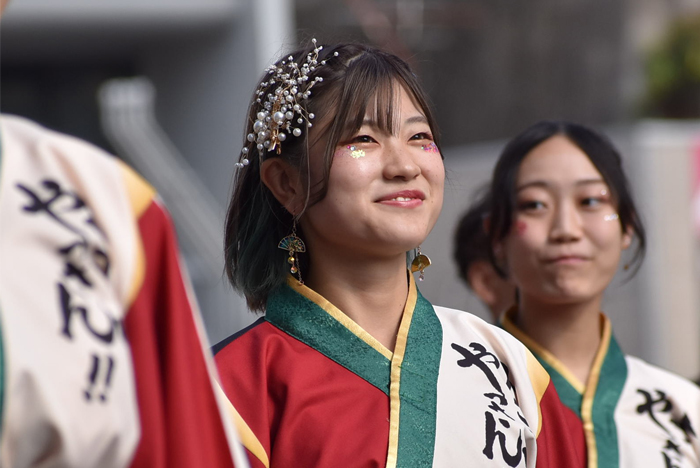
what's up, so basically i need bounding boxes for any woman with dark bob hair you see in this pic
[489,120,700,468]
[214,42,585,468]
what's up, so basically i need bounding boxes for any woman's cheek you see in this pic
[331,148,377,177]
[333,145,375,164]
[585,212,624,247]
[507,225,541,267]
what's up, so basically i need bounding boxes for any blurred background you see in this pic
[2,0,700,378]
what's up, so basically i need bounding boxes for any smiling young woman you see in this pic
[213,42,586,468]
[489,120,700,468]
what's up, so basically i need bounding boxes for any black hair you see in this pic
[488,120,646,276]
[224,41,441,312]
[453,186,492,289]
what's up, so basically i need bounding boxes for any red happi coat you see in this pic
[216,276,585,467]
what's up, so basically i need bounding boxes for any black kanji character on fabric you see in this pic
[672,414,697,444]
[58,242,111,287]
[452,342,508,405]
[665,439,682,454]
[663,452,681,468]
[483,411,526,467]
[59,282,122,403]
[18,179,111,288]
[58,283,121,343]
[637,388,695,468]
[17,179,104,238]
[18,179,120,404]
[637,389,674,434]
[453,342,529,467]
[487,400,515,420]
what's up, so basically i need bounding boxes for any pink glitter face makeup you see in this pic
[346,145,365,159]
[515,220,527,236]
[421,142,439,153]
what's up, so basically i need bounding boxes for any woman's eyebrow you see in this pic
[516,178,605,192]
[516,180,549,192]
[575,178,606,187]
[404,115,428,125]
[359,114,428,135]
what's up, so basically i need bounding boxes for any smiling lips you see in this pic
[544,255,590,265]
[376,190,425,207]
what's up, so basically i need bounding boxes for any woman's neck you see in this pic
[516,294,603,387]
[304,249,409,352]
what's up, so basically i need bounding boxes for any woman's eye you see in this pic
[581,197,603,208]
[351,135,375,144]
[410,132,433,141]
[518,200,545,211]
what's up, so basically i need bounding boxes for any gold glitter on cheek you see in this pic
[347,145,366,158]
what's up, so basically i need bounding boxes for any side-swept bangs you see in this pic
[305,45,441,202]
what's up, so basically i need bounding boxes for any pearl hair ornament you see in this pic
[235,39,339,168]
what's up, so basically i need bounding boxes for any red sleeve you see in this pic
[124,200,238,468]
[215,322,273,468]
[215,321,391,468]
[535,381,587,468]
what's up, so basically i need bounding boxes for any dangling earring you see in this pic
[411,246,431,281]
[278,222,306,284]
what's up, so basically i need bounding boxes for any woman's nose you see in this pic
[549,201,582,242]
[382,142,421,180]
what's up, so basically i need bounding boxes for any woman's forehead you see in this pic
[348,85,427,132]
[517,136,604,185]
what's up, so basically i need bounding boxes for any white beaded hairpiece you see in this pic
[235,39,340,168]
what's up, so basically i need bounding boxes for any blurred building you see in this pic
[296,0,700,145]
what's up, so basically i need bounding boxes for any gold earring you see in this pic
[411,246,431,281]
[278,222,306,284]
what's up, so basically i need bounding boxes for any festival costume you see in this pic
[502,309,700,468]
[0,115,249,467]
[215,275,585,468]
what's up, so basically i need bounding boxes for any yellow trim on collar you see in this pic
[385,274,418,468]
[501,307,586,394]
[215,382,270,468]
[287,273,419,467]
[118,160,156,308]
[287,276,393,360]
[580,315,611,468]
[118,159,156,218]
[502,309,613,468]
[524,350,551,437]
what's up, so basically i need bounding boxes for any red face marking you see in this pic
[515,220,527,236]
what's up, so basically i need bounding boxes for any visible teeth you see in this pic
[391,197,413,201]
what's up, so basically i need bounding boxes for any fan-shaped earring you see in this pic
[411,246,431,281]
[278,222,306,284]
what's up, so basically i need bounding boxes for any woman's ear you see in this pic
[493,243,503,259]
[260,158,304,215]
[490,240,506,272]
[621,225,633,250]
